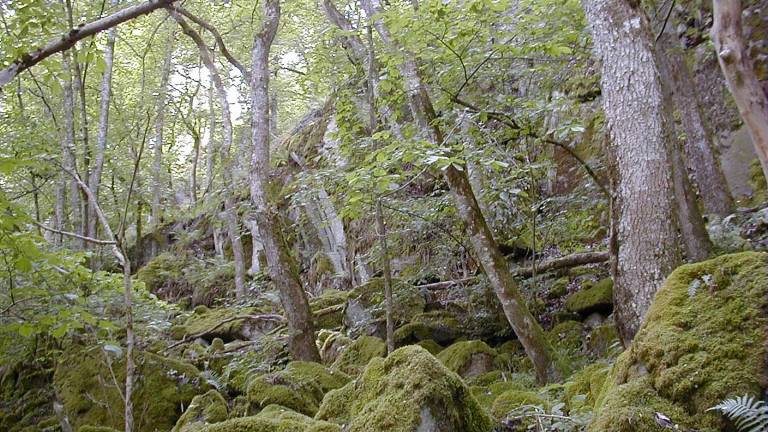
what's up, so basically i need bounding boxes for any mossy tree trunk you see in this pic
[361,0,564,383]
[249,0,320,362]
[582,0,682,344]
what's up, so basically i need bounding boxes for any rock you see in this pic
[310,289,350,330]
[590,252,768,432]
[331,335,386,376]
[394,310,462,345]
[586,323,619,357]
[343,278,426,338]
[547,320,584,352]
[316,345,493,431]
[546,276,570,299]
[247,361,350,417]
[172,390,228,432]
[317,330,352,364]
[177,305,280,342]
[199,404,340,432]
[565,278,613,315]
[490,389,550,420]
[583,312,605,328]
[436,340,497,378]
[415,339,444,355]
[53,347,210,432]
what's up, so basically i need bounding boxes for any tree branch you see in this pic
[0,0,176,88]
[33,221,116,245]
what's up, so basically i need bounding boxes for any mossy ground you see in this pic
[199,404,341,432]
[331,335,386,376]
[590,252,768,432]
[172,389,228,432]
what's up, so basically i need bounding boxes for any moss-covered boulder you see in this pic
[563,363,610,413]
[490,390,550,422]
[172,390,228,432]
[78,427,121,432]
[318,331,353,365]
[176,305,280,342]
[394,310,462,345]
[547,320,584,352]
[199,404,341,432]
[343,278,426,338]
[437,340,497,378]
[586,323,620,357]
[331,335,386,376]
[316,345,493,431]
[565,278,613,316]
[54,346,210,432]
[310,290,350,330]
[247,361,350,416]
[590,252,768,432]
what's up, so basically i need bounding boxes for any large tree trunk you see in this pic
[250,0,320,362]
[149,31,174,258]
[360,0,563,383]
[657,29,734,216]
[87,3,118,247]
[712,0,768,182]
[582,0,682,344]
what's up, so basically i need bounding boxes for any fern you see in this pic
[708,395,768,432]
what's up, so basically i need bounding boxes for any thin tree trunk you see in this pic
[657,29,734,216]
[87,0,118,247]
[361,0,563,383]
[581,0,682,344]
[250,0,320,362]
[190,131,200,205]
[171,11,247,298]
[204,84,216,196]
[150,30,174,258]
[375,199,394,354]
[712,0,768,182]
[61,51,81,241]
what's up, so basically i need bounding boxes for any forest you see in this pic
[0,0,767,431]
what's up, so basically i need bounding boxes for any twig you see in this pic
[33,221,116,245]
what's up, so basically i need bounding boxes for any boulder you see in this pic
[565,278,613,315]
[547,320,584,352]
[199,404,340,432]
[343,278,425,338]
[490,389,550,420]
[175,305,280,343]
[172,390,228,432]
[331,335,386,376]
[316,345,493,432]
[53,346,210,432]
[437,340,497,378]
[591,252,768,432]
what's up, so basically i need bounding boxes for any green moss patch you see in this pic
[394,310,462,345]
[590,252,768,432]
[437,340,497,377]
[331,335,386,376]
[490,390,550,420]
[199,404,341,432]
[316,345,493,431]
[173,390,228,432]
[565,278,613,315]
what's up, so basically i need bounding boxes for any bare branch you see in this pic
[33,221,116,245]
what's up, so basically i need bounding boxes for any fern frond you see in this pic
[708,395,768,432]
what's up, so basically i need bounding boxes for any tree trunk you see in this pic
[712,0,768,182]
[581,0,682,344]
[87,1,118,247]
[204,84,216,197]
[250,0,320,361]
[149,30,174,258]
[657,29,734,216]
[361,0,563,383]
[375,199,394,354]
[61,51,81,241]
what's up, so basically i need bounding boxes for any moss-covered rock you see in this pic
[590,252,768,432]
[310,290,349,330]
[199,404,341,432]
[415,339,443,355]
[343,278,426,338]
[318,331,352,365]
[173,390,228,432]
[565,278,613,315]
[563,363,610,413]
[247,361,350,416]
[78,427,121,432]
[586,323,620,357]
[489,389,550,420]
[547,276,571,299]
[316,345,493,431]
[331,335,386,376]
[394,310,462,345]
[177,305,279,342]
[437,340,497,378]
[547,320,584,352]
[54,346,210,432]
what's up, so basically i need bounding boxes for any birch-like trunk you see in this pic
[61,51,81,242]
[149,30,174,258]
[582,0,682,344]
[657,29,734,216]
[250,0,320,362]
[87,1,118,245]
[361,0,563,383]
[712,0,768,182]
[204,84,216,196]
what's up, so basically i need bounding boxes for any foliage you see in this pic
[708,395,768,432]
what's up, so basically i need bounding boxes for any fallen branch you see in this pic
[416,251,609,290]
[165,313,285,350]
[313,303,345,317]
[0,0,176,87]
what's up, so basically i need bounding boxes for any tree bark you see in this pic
[657,29,734,216]
[581,0,682,344]
[361,0,563,383]
[250,0,320,362]
[60,51,81,242]
[375,199,394,354]
[712,0,768,182]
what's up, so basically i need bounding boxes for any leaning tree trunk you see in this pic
[712,0,768,182]
[657,29,734,216]
[361,0,563,383]
[250,0,320,361]
[87,3,117,247]
[149,31,174,258]
[171,11,247,298]
[582,0,682,344]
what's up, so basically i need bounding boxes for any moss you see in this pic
[395,311,462,345]
[587,324,620,357]
[137,252,191,296]
[180,305,273,342]
[210,338,225,352]
[547,320,584,352]
[547,276,570,299]
[247,361,350,416]
[317,345,493,432]
[415,339,443,355]
[173,390,228,432]
[565,277,613,315]
[199,405,341,432]
[590,252,768,432]
[54,346,210,432]
[310,290,349,330]
[331,335,386,376]
[490,390,550,420]
[318,331,352,365]
[437,340,497,377]
[563,363,610,413]
[78,427,121,432]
